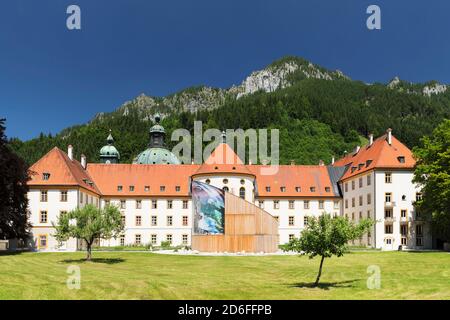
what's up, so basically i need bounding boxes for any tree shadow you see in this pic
[60,257,125,264]
[288,279,358,290]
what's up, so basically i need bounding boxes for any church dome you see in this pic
[133,114,181,165]
[100,132,120,164]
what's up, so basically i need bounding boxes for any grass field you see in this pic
[0,251,449,300]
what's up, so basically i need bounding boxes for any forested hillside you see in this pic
[8,56,450,166]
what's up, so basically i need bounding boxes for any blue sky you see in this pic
[1,0,450,140]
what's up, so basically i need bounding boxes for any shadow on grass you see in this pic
[60,258,126,264]
[289,279,358,290]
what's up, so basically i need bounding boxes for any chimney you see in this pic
[387,128,392,145]
[369,133,374,146]
[331,156,335,165]
[290,160,295,165]
[354,145,361,154]
[81,154,86,169]
[319,160,324,166]
[68,145,73,161]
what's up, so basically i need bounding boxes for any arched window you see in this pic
[239,187,245,199]
[223,186,229,192]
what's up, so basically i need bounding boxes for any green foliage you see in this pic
[53,204,123,260]
[413,119,450,242]
[286,214,373,286]
[160,241,171,248]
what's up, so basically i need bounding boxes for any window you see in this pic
[352,181,355,190]
[402,195,406,201]
[135,216,141,226]
[359,211,362,219]
[310,187,316,192]
[40,191,48,202]
[345,199,348,209]
[367,193,371,205]
[60,191,68,202]
[160,186,165,192]
[351,212,355,220]
[398,156,405,163]
[167,200,173,209]
[182,234,188,245]
[386,238,392,245]
[240,179,245,185]
[288,216,295,226]
[166,234,172,244]
[239,187,245,199]
[120,200,126,209]
[304,200,310,209]
[135,234,141,245]
[136,200,142,209]
[416,193,422,202]
[295,186,301,193]
[273,200,280,209]
[205,179,210,184]
[43,173,50,180]
[400,224,408,236]
[120,235,125,246]
[121,215,126,226]
[385,209,392,218]
[222,186,229,192]
[151,234,157,245]
[265,186,271,192]
[352,198,355,207]
[385,173,392,183]
[151,216,157,226]
[416,224,423,236]
[401,210,407,218]
[385,225,393,234]
[129,185,134,192]
[152,200,157,209]
[304,217,308,226]
[182,200,188,209]
[367,175,371,186]
[40,211,48,223]
[105,200,110,207]
[325,187,331,193]
[259,200,264,209]
[182,216,188,226]
[289,200,295,209]
[319,200,324,210]
[60,211,67,218]
[280,186,286,192]
[289,234,295,241]
[345,183,348,192]
[359,196,363,206]
[401,237,407,245]
[385,193,392,203]
[367,210,371,219]
[117,185,123,192]
[167,216,173,226]
[223,179,228,184]
[334,201,339,209]
[416,237,423,246]
[144,186,150,192]
[359,178,363,188]
[39,235,47,248]
[175,186,181,192]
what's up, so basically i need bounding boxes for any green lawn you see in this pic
[0,251,449,300]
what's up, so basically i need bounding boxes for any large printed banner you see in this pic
[192,180,225,235]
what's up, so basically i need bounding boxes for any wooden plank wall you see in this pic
[192,193,279,253]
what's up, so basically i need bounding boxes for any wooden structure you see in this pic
[191,193,279,253]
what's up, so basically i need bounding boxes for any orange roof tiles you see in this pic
[333,133,415,181]
[28,147,100,194]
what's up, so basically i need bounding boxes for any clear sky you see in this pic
[1,0,450,140]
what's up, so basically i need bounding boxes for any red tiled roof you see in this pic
[87,164,200,196]
[249,165,336,197]
[28,147,100,194]
[333,133,415,181]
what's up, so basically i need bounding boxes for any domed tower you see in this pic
[133,114,181,165]
[100,131,120,164]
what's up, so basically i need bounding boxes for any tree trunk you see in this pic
[314,256,325,287]
[86,242,92,261]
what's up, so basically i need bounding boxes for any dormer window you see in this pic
[358,163,364,170]
[366,160,373,167]
[325,187,331,192]
[144,186,150,192]
[266,186,271,192]
[310,187,316,192]
[117,185,123,192]
[160,186,165,192]
[129,186,134,192]
[280,186,286,192]
[397,156,405,163]
[175,186,180,192]
[42,173,50,181]
[351,167,357,173]
[295,186,301,192]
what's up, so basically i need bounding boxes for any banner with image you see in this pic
[192,180,225,235]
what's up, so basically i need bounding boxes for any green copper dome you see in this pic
[100,131,120,164]
[133,114,181,165]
